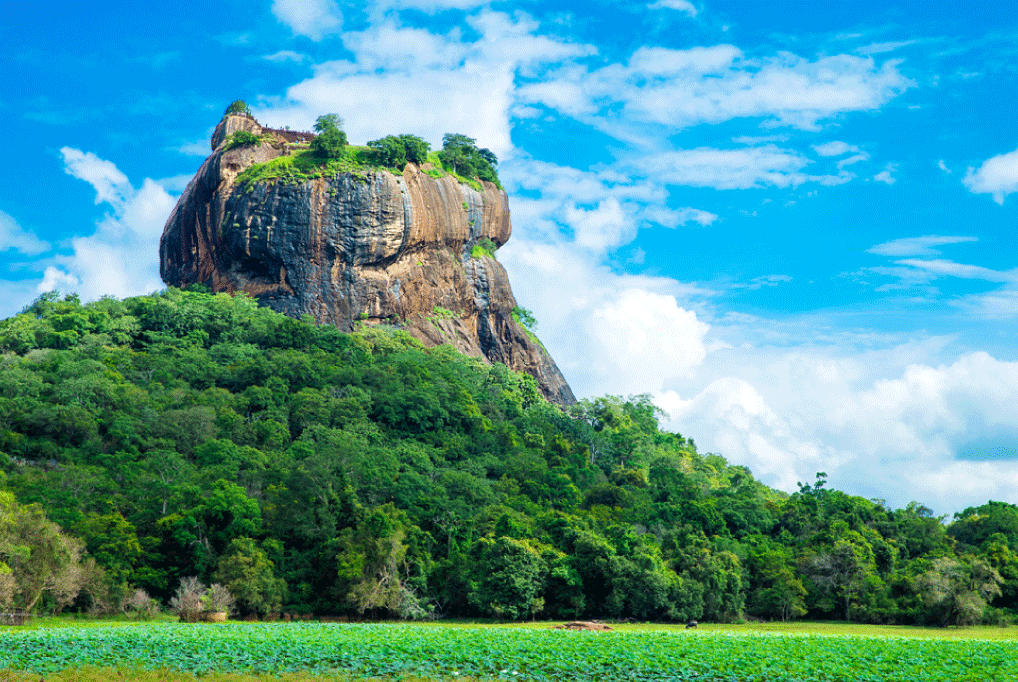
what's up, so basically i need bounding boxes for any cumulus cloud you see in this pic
[867,235,977,257]
[657,329,1018,511]
[271,0,342,41]
[500,240,712,398]
[0,210,49,255]
[256,11,594,157]
[648,0,698,16]
[518,48,913,135]
[49,148,176,300]
[963,146,1018,204]
[632,145,854,190]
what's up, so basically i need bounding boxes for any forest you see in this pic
[0,289,1015,626]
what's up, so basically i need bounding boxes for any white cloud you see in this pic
[963,146,1018,204]
[873,163,898,184]
[263,50,308,63]
[49,149,176,300]
[938,159,951,174]
[519,49,913,136]
[657,327,1018,511]
[867,235,977,257]
[176,139,211,156]
[0,210,49,255]
[813,141,858,157]
[271,0,342,41]
[256,12,593,157]
[37,266,78,294]
[895,258,1018,283]
[856,40,917,55]
[632,145,854,190]
[500,240,712,398]
[648,0,698,17]
[60,147,132,207]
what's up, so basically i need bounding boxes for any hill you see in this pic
[1,289,1016,625]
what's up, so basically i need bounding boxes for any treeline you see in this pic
[0,290,1015,626]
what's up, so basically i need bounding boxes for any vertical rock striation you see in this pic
[160,115,575,404]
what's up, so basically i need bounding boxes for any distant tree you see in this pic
[399,134,431,165]
[367,136,408,170]
[916,556,1002,626]
[311,114,348,159]
[437,133,499,184]
[214,537,287,616]
[224,100,251,117]
[0,491,87,613]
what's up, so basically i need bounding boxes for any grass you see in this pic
[234,147,494,194]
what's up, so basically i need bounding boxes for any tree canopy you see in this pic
[0,290,1013,625]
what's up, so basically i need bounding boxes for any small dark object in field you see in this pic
[687,620,698,629]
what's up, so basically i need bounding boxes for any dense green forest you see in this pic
[1,290,1016,626]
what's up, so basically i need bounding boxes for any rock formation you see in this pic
[160,114,575,405]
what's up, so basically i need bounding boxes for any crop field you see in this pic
[1,623,1016,682]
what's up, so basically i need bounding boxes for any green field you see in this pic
[2,622,1017,682]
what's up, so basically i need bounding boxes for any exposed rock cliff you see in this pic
[160,115,575,404]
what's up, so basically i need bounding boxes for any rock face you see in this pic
[160,115,576,405]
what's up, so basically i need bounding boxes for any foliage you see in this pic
[0,491,87,613]
[512,306,537,332]
[224,101,251,117]
[222,131,263,151]
[437,134,501,188]
[916,556,1002,626]
[0,289,1012,625]
[3,623,1018,681]
[470,238,498,260]
[214,537,286,616]
[366,134,431,171]
[310,114,348,159]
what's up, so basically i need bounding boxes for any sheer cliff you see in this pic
[159,114,575,405]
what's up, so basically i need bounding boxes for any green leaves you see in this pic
[2,623,1016,681]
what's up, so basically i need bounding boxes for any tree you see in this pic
[224,100,251,116]
[311,114,348,159]
[802,524,877,621]
[214,537,286,616]
[437,133,499,184]
[367,136,408,170]
[0,491,87,612]
[916,556,1002,626]
[469,536,547,621]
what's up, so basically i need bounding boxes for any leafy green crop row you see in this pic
[2,623,1015,682]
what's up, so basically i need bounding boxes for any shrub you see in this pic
[471,238,498,260]
[122,588,160,621]
[169,577,205,623]
[223,130,262,151]
[204,583,235,614]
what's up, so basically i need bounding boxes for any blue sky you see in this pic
[2,0,1018,513]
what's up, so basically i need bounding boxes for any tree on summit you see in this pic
[438,133,499,184]
[224,100,252,117]
[311,114,348,159]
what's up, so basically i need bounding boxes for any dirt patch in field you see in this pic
[552,621,613,631]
